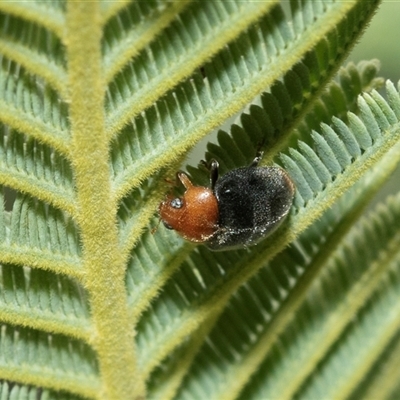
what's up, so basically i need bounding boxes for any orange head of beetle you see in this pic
[159,172,219,242]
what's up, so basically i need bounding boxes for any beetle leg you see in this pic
[250,149,264,167]
[200,159,219,190]
[209,159,219,190]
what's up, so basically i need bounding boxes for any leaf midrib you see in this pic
[66,2,144,399]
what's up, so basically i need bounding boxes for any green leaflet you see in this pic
[0,380,82,400]
[247,192,400,400]
[139,81,400,399]
[169,151,400,400]
[110,0,379,203]
[0,61,70,156]
[186,60,384,184]
[0,325,99,397]
[0,125,75,214]
[0,263,90,340]
[105,0,280,135]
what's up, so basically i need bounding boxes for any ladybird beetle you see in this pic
[159,153,295,251]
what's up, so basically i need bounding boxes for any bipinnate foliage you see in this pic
[1,1,400,400]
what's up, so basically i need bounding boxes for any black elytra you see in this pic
[207,159,295,250]
[158,153,295,251]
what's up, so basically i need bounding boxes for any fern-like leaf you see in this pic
[4,1,400,400]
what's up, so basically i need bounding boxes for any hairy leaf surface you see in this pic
[3,1,400,400]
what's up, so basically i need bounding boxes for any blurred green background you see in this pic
[349,0,400,82]
[349,0,400,204]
